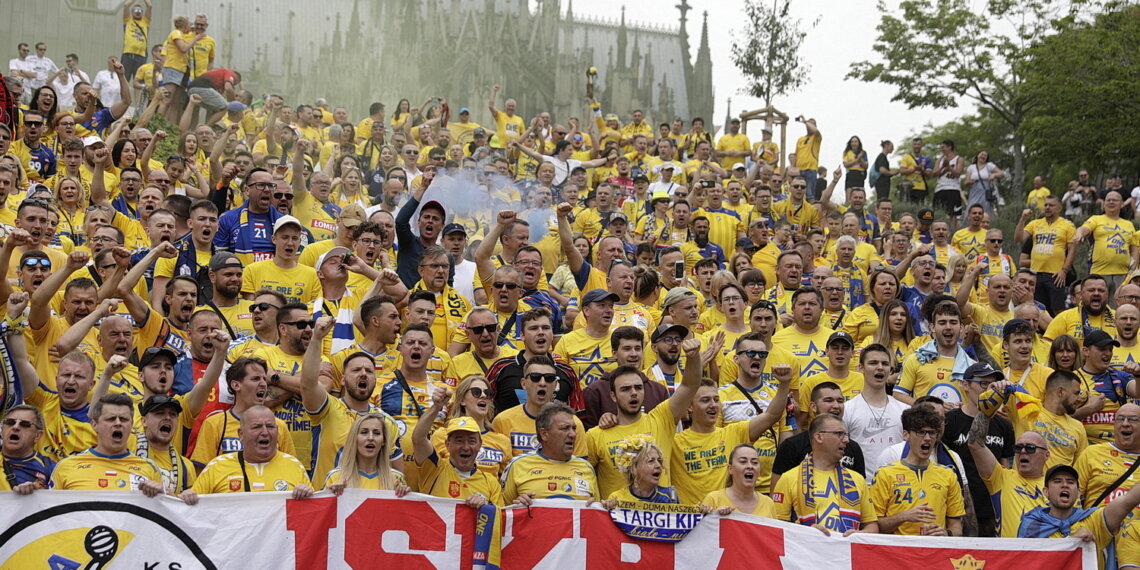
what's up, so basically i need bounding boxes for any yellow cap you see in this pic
[444,416,481,437]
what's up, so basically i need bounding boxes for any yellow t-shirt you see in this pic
[163,29,194,73]
[241,260,322,304]
[293,193,340,243]
[841,303,880,347]
[981,463,1046,538]
[492,110,526,147]
[192,451,310,493]
[586,403,678,498]
[772,461,877,532]
[189,410,296,468]
[671,422,754,504]
[716,133,751,170]
[951,227,987,260]
[155,247,212,279]
[1008,399,1088,469]
[772,325,835,379]
[717,381,792,493]
[696,207,746,259]
[416,450,505,505]
[771,200,820,234]
[898,352,961,404]
[1023,217,1076,274]
[1043,306,1116,343]
[502,450,599,502]
[123,15,151,57]
[701,488,777,517]
[1027,188,1051,211]
[970,304,1014,369]
[554,329,616,389]
[409,283,471,351]
[797,371,864,415]
[430,426,512,478]
[898,154,928,191]
[1075,442,1140,528]
[49,449,160,490]
[307,394,402,486]
[794,134,822,171]
[491,404,589,457]
[871,461,965,535]
[1082,215,1136,275]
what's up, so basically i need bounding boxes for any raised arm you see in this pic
[1105,477,1140,533]
[412,386,450,465]
[955,260,984,314]
[891,243,932,282]
[302,316,335,413]
[747,363,793,440]
[184,329,230,416]
[134,89,162,131]
[107,58,132,120]
[116,242,177,323]
[179,94,201,133]
[139,129,165,181]
[52,298,117,356]
[819,167,843,213]
[475,211,513,282]
[5,292,39,399]
[90,146,112,206]
[556,202,585,275]
[291,138,311,198]
[1014,209,1032,244]
[0,230,35,304]
[965,404,998,481]
[29,250,89,330]
[92,354,130,403]
[487,85,501,117]
[667,337,704,421]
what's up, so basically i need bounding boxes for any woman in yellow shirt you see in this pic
[860,299,915,382]
[700,444,777,518]
[430,376,512,478]
[54,176,87,246]
[842,136,868,189]
[322,413,410,493]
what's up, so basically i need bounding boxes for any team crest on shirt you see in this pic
[274,480,289,492]
[98,479,108,488]
[229,479,242,491]
[896,474,905,483]
[937,372,945,380]
[449,481,461,497]
[548,482,557,491]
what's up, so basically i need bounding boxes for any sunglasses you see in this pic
[737,349,769,359]
[22,258,51,268]
[251,302,279,312]
[273,192,295,200]
[988,238,1004,243]
[24,121,44,127]
[283,319,315,329]
[468,323,498,335]
[526,372,558,384]
[468,387,493,399]
[791,184,807,189]
[2,418,37,429]
[493,281,519,290]
[1013,443,1041,454]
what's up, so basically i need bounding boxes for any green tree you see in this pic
[730,0,818,107]
[848,0,1089,193]
[1021,5,1140,177]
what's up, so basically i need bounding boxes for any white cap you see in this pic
[272,215,303,234]
[82,135,105,147]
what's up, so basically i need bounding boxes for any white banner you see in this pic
[0,491,1096,569]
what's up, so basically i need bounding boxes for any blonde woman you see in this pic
[601,437,679,505]
[700,444,777,517]
[53,175,87,245]
[322,413,410,494]
[946,253,969,296]
[430,376,512,478]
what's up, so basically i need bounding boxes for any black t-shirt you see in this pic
[941,409,1014,520]
[772,430,866,477]
[873,153,891,195]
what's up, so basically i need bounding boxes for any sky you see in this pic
[567,0,970,167]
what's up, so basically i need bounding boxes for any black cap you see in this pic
[918,209,934,223]
[442,223,467,237]
[138,346,179,369]
[652,324,688,343]
[964,362,1005,381]
[1046,464,1079,483]
[581,288,619,306]
[826,330,855,348]
[1084,329,1120,348]
[139,394,183,416]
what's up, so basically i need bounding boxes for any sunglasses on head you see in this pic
[526,372,558,384]
[468,323,498,335]
[468,387,493,399]
[251,302,279,312]
[283,319,315,329]
[2,418,36,429]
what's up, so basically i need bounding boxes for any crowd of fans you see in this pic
[5,3,1140,567]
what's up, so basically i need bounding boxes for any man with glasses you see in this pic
[449,307,515,382]
[942,362,1016,537]
[773,412,879,535]
[487,308,582,413]
[407,245,468,351]
[10,111,54,182]
[774,379,867,491]
[493,355,589,457]
[873,404,966,536]
[214,167,282,264]
[1075,403,1140,530]
[451,265,522,356]
[774,176,819,235]
[2,404,55,491]
[228,290,285,360]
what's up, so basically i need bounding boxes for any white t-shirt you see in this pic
[92,69,122,108]
[541,155,581,187]
[50,69,89,109]
[453,258,478,307]
[7,58,35,91]
[934,155,963,193]
[843,393,909,480]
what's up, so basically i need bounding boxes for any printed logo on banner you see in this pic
[608,501,704,543]
[0,501,216,569]
[951,554,986,568]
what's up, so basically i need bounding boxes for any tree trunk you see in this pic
[1009,131,1025,200]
